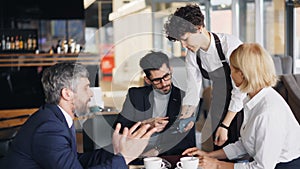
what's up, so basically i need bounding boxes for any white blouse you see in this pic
[183,32,246,113]
[223,87,300,169]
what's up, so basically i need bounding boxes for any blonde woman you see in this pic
[182,43,300,169]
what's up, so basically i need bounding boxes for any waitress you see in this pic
[164,4,246,150]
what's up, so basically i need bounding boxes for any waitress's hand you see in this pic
[179,105,196,119]
[183,121,194,132]
[179,105,197,132]
[214,127,228,146]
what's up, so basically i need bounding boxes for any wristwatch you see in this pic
[219,122,230,130]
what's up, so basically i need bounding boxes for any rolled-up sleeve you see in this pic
[182,50,202,106]
[223,140,247,160]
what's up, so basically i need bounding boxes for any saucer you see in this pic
[175,167,201,169]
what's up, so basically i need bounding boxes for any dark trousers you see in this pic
[275,157,300,169]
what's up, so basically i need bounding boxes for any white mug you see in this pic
[144,157,165,169]
[176,156,199,169]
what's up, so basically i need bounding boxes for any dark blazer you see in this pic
[1,104,127,169]
[114,84,195,156]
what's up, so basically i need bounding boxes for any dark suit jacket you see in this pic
[114,84,195,156]
[1,104,127,169]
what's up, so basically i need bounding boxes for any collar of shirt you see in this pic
[57,105,73,128]
[243,87,270,111]
[153,89,171,117]
[153,89,171,100]
[199,32,217,55]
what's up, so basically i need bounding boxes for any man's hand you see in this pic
[142,117,169,132]
[112,123,122,154]
[113,122,157,164]
[214,126,228,146]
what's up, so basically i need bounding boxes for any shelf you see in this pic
[0,53,101,67]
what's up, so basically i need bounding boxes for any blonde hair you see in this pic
[230,43,278,93]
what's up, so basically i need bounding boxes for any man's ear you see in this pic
[61,88,73,101]
[144,76,152,85]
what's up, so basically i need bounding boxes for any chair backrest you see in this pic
[272,55,293,75]
[274,74,300,125]
[281,74,300,124]
[0,108,37,158]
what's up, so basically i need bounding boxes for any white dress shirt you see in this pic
[223,87,300,169]
[58,105,73,128]
[183,32,246,113]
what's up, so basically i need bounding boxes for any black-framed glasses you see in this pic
[149,73,172,85]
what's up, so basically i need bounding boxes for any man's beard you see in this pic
[154,84,171,94]
[74,103,89,117]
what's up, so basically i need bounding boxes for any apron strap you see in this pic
[196,32,233,120]
[211,33,233,93]
[196,32,229,80]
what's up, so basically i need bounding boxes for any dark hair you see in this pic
[41,62,89,104]
[139,51,170,77]
[164,4,205,41]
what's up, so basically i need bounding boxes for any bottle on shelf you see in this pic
[15,35,19,50]
[32,34,37,50]
[63,40,68,53]
[6,36,11,51]
[75,44,81,53]
[19,35,24,50]
[27,34,32,50]
[10,36,15,51]
[68,39,76,53]
[23,40,28,51]
[1,34,5,51]
[56,39,62,54]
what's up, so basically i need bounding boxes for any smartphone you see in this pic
[178,116,196,133]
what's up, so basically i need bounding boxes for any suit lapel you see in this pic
[44,104,77,154]
[144,86,154,119]
[166,85,182,128]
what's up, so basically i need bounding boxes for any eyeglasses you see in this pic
[149,73,172,85]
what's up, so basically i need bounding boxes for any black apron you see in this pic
[196,32,243,150]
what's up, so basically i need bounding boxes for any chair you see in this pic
[0,108,37,158]
[272,55,293,75]
[281,74,300,124]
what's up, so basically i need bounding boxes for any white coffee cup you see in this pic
[144,157,165,169]
[176,156,199,169]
